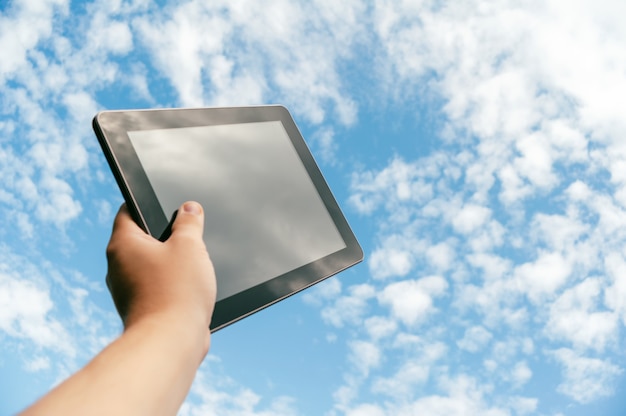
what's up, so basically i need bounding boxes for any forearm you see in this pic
[22,313,209,416]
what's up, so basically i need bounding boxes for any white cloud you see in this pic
[551,348,622,404]
[0,0,156,233]
[345,373,516,416]
[467,253,511,281]
[345,403,385,416]
[25,355,51,372]
[62,91,99,125]
[426,241,456,272]
[301,277,342,306]
[349,340,381,376]
[604,252,626,324]
[16,211,35,240]
[183,365,298,416]
[311,127,338,165]
[455,279,525,329]
[34,175,83,227]
[513,132,558,189]
[466,220,507,253]
[333,336,450,415]
[364,315,397,341]
[378,275,448,327]
[134,0,360,126]
[509,361,532,389]
[320,284,376,328]
[371,361,429,399]
[489,338,536,368]
[370,0,626,212]
[457,326,493,353]
[349,157,439,215]
[506,396,538,415]
[514,252,572,303]
[96,199,114,226]
[0,0,69,80]
[86,15,133,55]
[546,278,617,352]
[133,1,229,106]
[400,375,509,416]
[531,211,589,253]
[452,204,492,235]
[368,246,413,280]
[0,240,118,407]
[0,266,73,356]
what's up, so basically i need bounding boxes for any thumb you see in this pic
[170,201,205,242]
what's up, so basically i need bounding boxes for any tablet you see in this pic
[93,105,363,331]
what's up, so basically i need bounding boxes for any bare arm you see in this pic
[22,201,216,416]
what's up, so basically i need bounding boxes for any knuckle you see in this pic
[106,239,120,261]
[172,227,200,242]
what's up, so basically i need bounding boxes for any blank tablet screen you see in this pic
[127,121,346,301]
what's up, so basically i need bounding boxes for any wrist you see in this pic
[125,309,211,362]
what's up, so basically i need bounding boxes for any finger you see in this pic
[105,272,128,324]
[111,203,147,236]
[170,201,205,241]
[111,204,133,233]
[108,204,149,255]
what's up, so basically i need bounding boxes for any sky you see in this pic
[2,0,626,414]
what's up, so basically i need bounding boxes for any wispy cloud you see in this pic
[324,0,626,411]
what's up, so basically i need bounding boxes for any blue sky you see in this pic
[2,0,626,414]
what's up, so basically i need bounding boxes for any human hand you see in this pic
[20,202,217,416]
[105,201,216,346]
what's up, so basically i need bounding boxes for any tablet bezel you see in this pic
[93,105,363,331]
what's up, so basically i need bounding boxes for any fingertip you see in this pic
[111,203,149,240]
[115,203,128,219]
[111,203,131,230]
[170,201,205,240]
[182,201,203,215]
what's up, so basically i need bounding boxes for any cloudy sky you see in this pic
[2,0,626,414]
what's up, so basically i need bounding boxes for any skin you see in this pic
[22,201,217,416]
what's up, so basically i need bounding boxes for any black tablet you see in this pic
[93,105,363,331]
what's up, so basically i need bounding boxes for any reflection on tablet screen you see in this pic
[128,121,346,301]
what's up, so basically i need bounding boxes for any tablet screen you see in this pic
[127,121,346,301]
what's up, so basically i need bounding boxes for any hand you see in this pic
[106,201,216,348]
[21,201,217,416]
